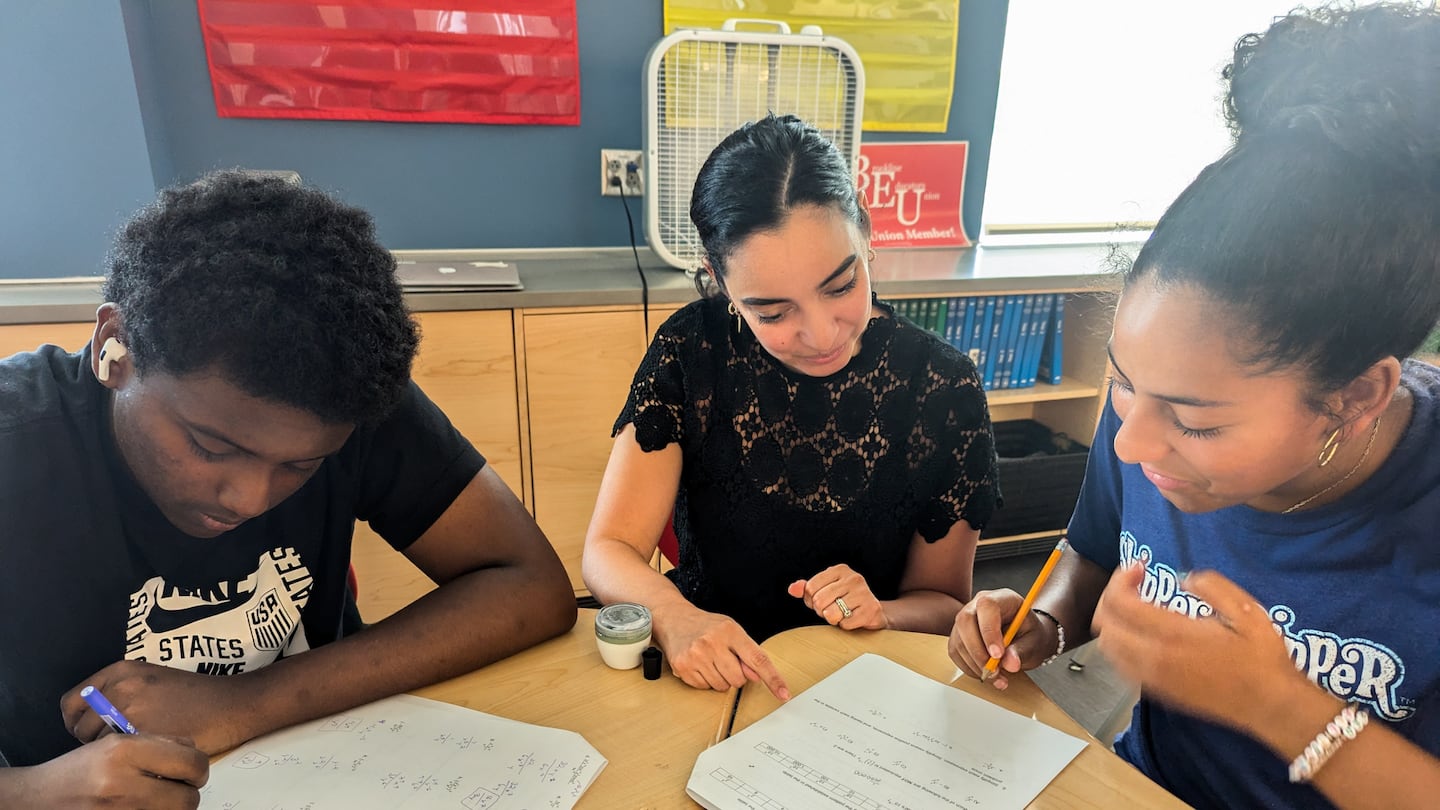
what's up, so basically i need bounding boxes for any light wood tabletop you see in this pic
[410,608,730,809]
[733,625,1191,810]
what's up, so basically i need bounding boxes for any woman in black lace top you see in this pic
[582,115,999,699]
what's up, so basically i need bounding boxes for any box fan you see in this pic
[643,19,865,272]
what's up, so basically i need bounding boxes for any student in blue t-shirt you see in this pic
[949,4,1440,808]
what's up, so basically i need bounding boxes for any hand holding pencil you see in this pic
[948,538,1069,688]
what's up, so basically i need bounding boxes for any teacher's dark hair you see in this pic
[690,113,868,296]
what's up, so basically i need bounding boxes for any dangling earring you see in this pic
[1317,427,1343,467]
[727,300,743,334]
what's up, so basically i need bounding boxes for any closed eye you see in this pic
[1109,376,1222,439]
[187,435,229,462]
[1173,420,1221,439]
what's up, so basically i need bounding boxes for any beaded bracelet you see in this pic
[1030,608,1066,666]
[1288,703,1369,784]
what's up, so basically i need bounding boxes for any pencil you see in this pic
[983,537,1068,676]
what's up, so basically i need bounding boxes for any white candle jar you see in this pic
[594,603,653,670]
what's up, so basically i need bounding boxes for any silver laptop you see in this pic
[394,260,523,292]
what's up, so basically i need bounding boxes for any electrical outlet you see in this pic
[601,149,643,197]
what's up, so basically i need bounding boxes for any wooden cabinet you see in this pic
[0,322,96,357]
[520,305,680,593]
[410,310,524,496]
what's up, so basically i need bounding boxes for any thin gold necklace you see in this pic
[1282,415,1382,514]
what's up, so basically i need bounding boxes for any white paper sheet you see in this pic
[688,654,1086,810]
[200,694,605,809]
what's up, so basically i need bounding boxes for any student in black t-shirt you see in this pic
[0,172,576,808]
[582,114,999,700]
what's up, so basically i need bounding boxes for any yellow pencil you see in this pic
[983,538,1068,676]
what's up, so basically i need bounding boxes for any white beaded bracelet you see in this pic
[1288,703,1369,784]
[1030,608,1066,666]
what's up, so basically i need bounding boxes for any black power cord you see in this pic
[612,163,650,338]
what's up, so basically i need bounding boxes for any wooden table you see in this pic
[733,625,1190,809]
[411,608,730,809]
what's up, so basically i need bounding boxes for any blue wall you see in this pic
[4,1,1007,279]
[1,2,155,279]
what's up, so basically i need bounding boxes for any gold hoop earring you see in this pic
[727,300,742,334]
[1317,427,1343,467]
[866,248,876,263]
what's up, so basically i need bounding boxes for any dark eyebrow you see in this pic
[190,423,331,463]
[1107,346,1232,408]
[739,254,858,308]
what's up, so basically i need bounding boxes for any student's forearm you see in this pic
[0,770,34,805]
[1244,680,1440,810]
[880,590,965,635]
[231,562,575,750]
[1033,548,1109,645]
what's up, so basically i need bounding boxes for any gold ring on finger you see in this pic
[834,597,853,619]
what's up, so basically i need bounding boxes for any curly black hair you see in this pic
[104,171,418,425]
[1129,2,1440,398]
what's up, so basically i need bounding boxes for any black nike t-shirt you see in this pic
[0,344,484,767]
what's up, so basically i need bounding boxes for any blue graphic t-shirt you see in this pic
[1068,361,1440,810]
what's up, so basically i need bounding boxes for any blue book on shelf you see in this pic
[946,297,964,349]
[1004,295,1027,389]
[1008,295,1031,386]
[1024,294,1055,387]
[978,297,999,389]
[957,297,976,358]
[1038,295,1065,384]
[963,297,981,364]
[1014,294,1036,389]
[996,295,1019,386]
[996,296,1019,389]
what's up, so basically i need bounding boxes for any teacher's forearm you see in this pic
[882,590,965,635]
[581,538,698,628]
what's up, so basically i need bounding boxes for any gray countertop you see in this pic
[0,244,1125,325]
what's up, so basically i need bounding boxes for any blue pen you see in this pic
[80,686,137,735]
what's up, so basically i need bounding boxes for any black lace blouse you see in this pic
[615,296,998,641]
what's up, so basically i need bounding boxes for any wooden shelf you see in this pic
[986,377,1100,406]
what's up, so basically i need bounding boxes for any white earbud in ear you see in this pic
[98,337,128,382]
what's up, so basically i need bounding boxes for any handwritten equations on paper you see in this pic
[687,654,1086,809]
[199,694,606,809]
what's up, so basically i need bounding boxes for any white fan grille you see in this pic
[645,29,864,272]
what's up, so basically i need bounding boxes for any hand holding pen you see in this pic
[982,539,1067,679]
[80,685,137,735]
[3,685,209,809]
[948,538,1070,689]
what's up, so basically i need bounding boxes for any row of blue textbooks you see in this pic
[890,294,1065,390]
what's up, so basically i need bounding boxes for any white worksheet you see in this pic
[199,694,606,809]
[688,654,1086,810]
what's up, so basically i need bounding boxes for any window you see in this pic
[980,1,1385,243]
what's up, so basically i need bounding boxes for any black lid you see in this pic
[641,646,662,680]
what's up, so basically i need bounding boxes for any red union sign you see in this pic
[856,142,972,248]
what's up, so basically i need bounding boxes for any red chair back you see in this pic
[659,515,680,566]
